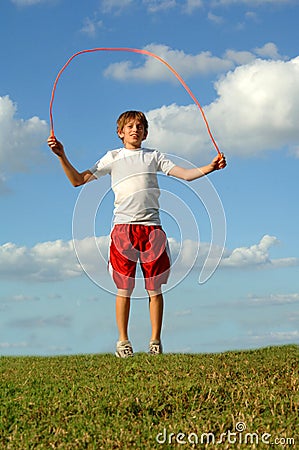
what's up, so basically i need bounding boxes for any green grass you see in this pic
[1,345,298,449]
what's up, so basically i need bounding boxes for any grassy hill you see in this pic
[1,345,298,449]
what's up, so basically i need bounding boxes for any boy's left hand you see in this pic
[211,153,227,171]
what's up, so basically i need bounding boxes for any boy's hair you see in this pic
[117,110,148,141]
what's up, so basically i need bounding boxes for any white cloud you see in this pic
[140,55,299,158]
[101,0,133,13]
[268,330,299,340]
[99,0,292,15]
[80,17,104,37]
[209,56,299,155]
[6,294,40,302]
[254,42,282,60]
[104,45,299,159]
[0,341,29,349]
[0,236,110,282]
[249,330,299,346]
[1,234,297,283]
[174,309,193,317]
[146,103,211,160]
[222,235,278,267]
[208,11,224,23]
[144,0,205,14]
[10,315,72,329]
[0,236,180,282]
[170,235,299,271]
[181,0,203,13]
[224,49,256,65]
[104,43,284,83]
[104,44,233,82]
[143,0,176,12]
[168,237,200,270]
[245,11,258,21]
[11,0,53,5]
[248,293,299,305]
[221,235,299,268]
[0,239,82,282]
[212,0,295,5]
[184,0,203,13]
[100,0,180,14]
[0,96,48,190]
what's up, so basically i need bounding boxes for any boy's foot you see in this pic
[115,340,134,358]
[149,340,163,355]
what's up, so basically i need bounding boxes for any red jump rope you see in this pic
[49,47,221,156]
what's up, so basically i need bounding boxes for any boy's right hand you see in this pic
[47,135,65,158]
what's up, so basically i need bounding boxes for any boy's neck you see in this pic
[124,144,142,150]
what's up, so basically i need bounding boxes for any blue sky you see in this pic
[1,0,299,355]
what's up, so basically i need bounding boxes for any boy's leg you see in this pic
[148,289,164,342]
[140,226,170,336]
[115,289,134,358]
[115,289,132,342]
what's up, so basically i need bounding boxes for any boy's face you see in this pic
[118,119,147,149]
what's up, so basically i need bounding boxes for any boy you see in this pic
[48,110,226,357]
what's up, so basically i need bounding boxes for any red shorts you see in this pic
[109,224,171,291]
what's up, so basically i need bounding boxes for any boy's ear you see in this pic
[143,130,148,140]
[117,128,124,139]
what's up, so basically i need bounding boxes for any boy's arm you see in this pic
[169,154,226,181]
[48,136,96,187]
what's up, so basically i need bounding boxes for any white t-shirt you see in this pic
[90,147,175,225]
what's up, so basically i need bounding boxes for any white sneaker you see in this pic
[115,340,134,358]
[149,340,163,355]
